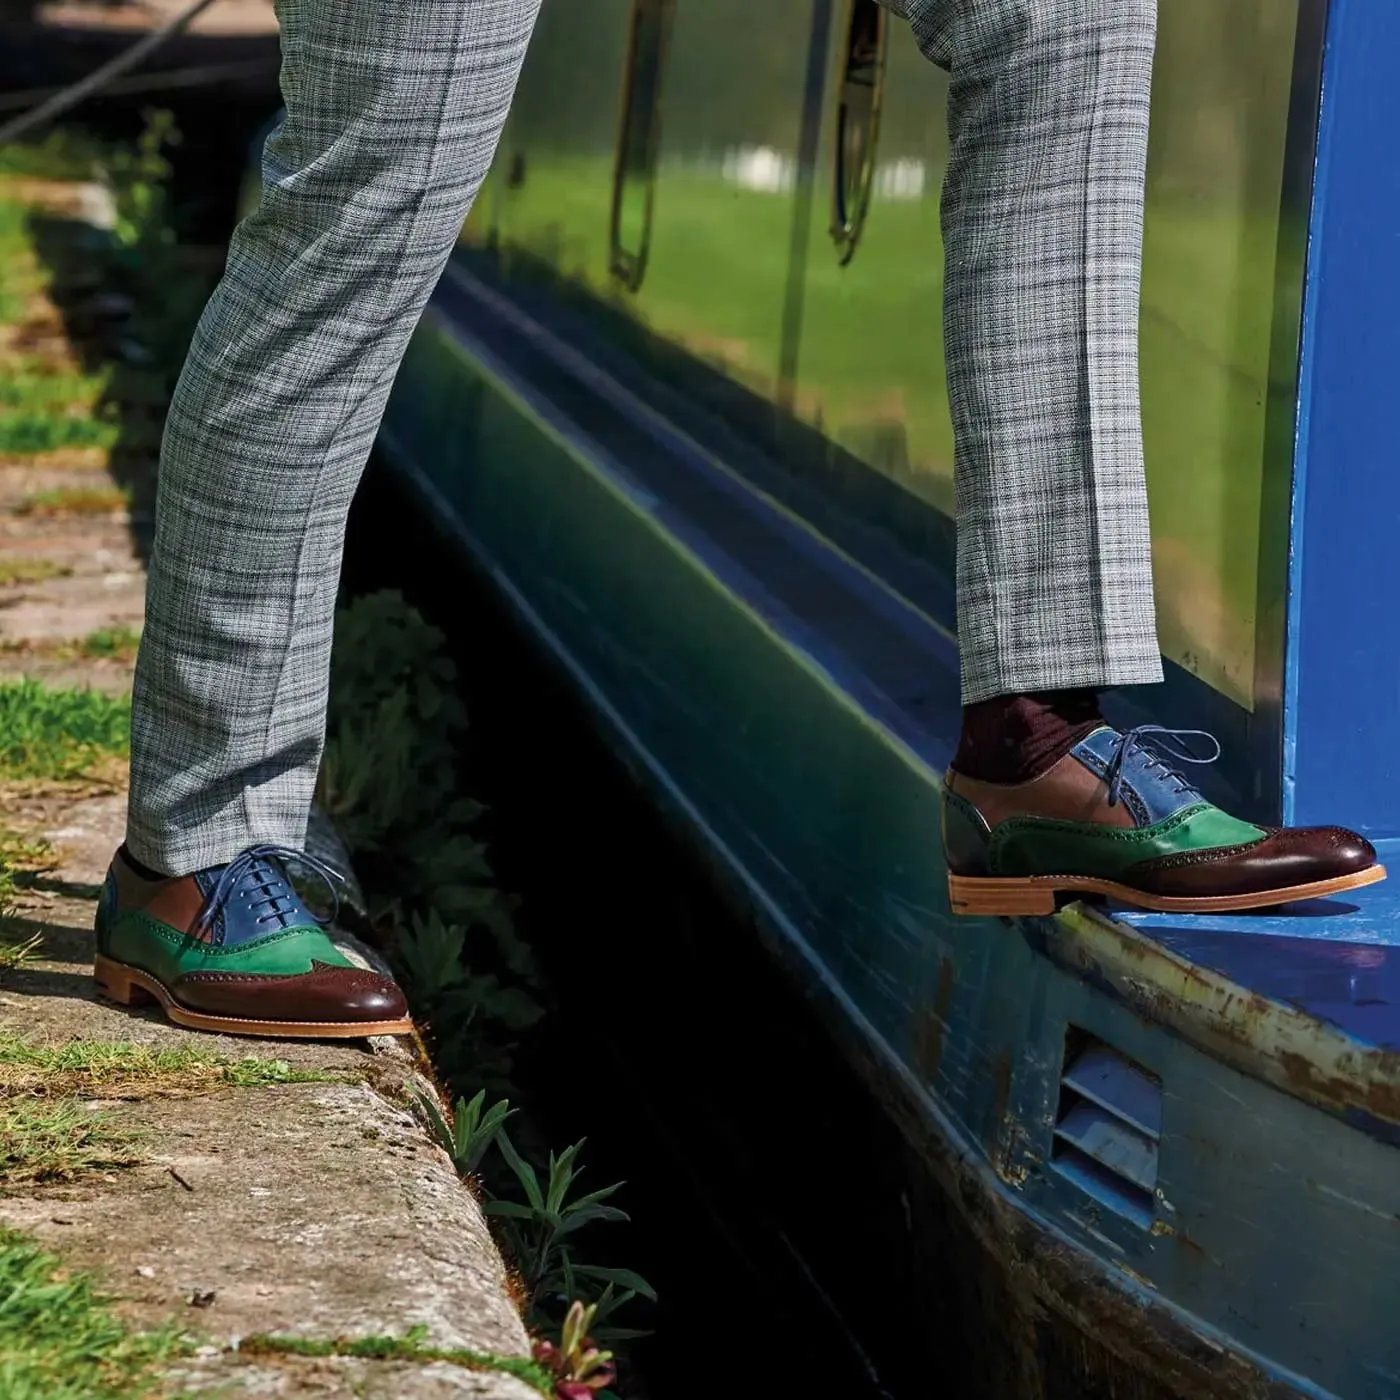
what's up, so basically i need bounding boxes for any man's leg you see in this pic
[94,0,540,1037]
[898,0,1162,703]
[891,0,1382,913]
[127,0,540,876]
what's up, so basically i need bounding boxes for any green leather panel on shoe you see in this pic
[103,912,355,988]
[987,803,1267,880]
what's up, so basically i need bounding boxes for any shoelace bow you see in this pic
[1104,725,1222,809]
[192,843,345,941]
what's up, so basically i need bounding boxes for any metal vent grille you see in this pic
[1051,1033,1162,1229]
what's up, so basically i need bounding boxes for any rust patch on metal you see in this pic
[1278,1048,1400,1124]
[913,955,955,1083]
[990,1051,1027,1185]
[992,1052,1013,1129]
[1047,906,1400,1142]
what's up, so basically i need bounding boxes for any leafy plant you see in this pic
[321,595,539,1087]
[487,1132,655,1336]
[324,593,654,1359]
[414,1086,515,1177]
[533,1302,617,1398]
[100,109,178,258]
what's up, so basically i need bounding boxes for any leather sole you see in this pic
[948,863,1387,917]
[93,953,415,1039]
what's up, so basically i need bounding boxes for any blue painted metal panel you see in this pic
[1062,1043,1164,1140]
[1287,0,1400,837]
[1050,1150,1155,1232]
[1053,1102,1160,1193]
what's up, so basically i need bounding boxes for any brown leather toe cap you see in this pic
[1127,826,1377,899]
[172,961,410,1024]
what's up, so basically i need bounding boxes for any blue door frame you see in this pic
[1287,0,1400,845]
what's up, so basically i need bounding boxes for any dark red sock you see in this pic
[952,689,1104,784]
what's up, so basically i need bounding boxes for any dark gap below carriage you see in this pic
[343,459,1182,1400]
[342,458,910,1400]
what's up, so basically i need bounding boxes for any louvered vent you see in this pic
[1051,1031,1162,1229]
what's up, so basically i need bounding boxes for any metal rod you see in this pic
[0,56,278,114]
[0,0,231,144]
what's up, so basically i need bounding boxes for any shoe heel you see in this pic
[93,955,156,1007]
[948,874,1057,918]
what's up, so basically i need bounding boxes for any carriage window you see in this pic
[832,0,889,265]
[610,0,677,291]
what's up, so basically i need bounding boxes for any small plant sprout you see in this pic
[414,1087,515,1177]
[532,1301,617,1398]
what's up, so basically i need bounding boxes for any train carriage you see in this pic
[358,3,1400,1396]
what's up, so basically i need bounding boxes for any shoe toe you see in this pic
[173,963,410,1025]
[1284,826,1377,881]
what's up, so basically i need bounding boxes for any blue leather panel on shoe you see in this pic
[1071,726,1207,828]
[190,846,338,948]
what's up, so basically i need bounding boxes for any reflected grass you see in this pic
[487,155,1280,703]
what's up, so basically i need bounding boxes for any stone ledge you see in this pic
[0,789,534,1399]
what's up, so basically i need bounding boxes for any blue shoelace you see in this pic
[192,843,346,943]
[1104,725,1222,809]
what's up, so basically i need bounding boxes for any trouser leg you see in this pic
[126,0,540,874]
[889,0,1164,702]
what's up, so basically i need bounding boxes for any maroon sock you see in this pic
[952,689,1104,784]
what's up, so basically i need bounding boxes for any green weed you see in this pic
[0,558,72,587]
[238,1324,553,1394]
[325,592,653,1350]
[0,1227,182,1400]
[412,1086,514,1177]
[321,594,539,1082]
[487,1133,654,1340]
[0,1033,348,1099]
[0,677,130,779]
[0,414,119,456]
[101,111,178,260]
[0,365,108,415]
[416,1088,653,1342]
[79,626,141,660]
[0,1098,142,1187]
[0,130,103,181]
[0,933,42,973]
[14,483,129,515]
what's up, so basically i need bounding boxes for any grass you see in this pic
[0,365,114,457]
[0,1227,181,1400]
[0,933,42,973]
[0,413,120,457]
[0,1098,143,1188]
[239,1327,554,1394]
[0,678,130,779]
[14,484,130,516]
[0,627,143,665]
[0,833,53,949]
[0,558,72,587]
[0,130,103,182]
[0,197,33,326]
[0,184,121,468]
[482,145,1285,705]
[0,1033,350,1100]
[79,626,140,660]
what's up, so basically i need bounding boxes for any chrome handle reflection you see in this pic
[610,0,677,292]
[831,0,889,266]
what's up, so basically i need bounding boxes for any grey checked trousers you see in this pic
[127,0,1165,874]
